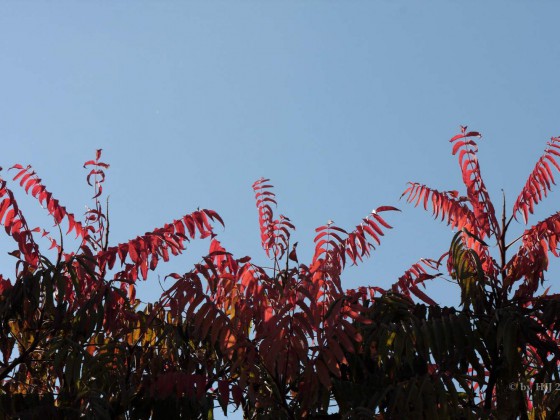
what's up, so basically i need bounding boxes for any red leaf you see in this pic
[183,215,196,238]
[328,337,347,364]
[140,258,148,280]
[218,380,229,409]
[315,359,331,388]
[3,209,15,227]
[0,199,10,221]
[322,349,341,376]
[203,209,225,227]
[409,285,437,305]
[231,384,243,406]
[374,205,400,213]
[371,213,393,229]
[128,241,139,263]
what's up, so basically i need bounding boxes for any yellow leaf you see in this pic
[386,331,397,347]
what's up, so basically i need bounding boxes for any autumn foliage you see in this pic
[1,128,560,419]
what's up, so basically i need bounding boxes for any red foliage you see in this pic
[402,126,560,416]
[449,126,499,239]
[2,129,560,418]
[253,177,295,260]
[11,164,87,239]
[513,136,560,223]
[391,258,441,305]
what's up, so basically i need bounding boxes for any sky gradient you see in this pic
[2,2,560,417]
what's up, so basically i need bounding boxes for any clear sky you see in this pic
[2,2,560,417]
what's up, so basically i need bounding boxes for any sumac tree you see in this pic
[1,128,560,419]
[388,127,560,418]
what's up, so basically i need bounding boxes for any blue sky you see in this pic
[2,2,560,417]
